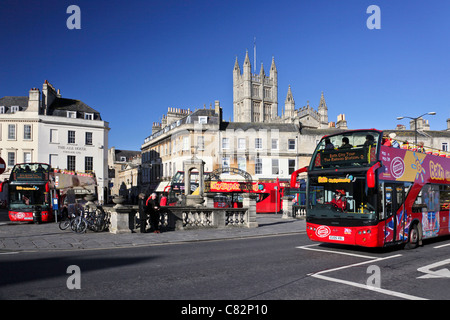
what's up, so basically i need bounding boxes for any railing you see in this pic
[103,204,254,234]
[292,205,306,218]
[171,207,250,229]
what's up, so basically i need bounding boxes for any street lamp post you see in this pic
[396,112,436,146]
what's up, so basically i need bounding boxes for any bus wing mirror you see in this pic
[367,162,381,189]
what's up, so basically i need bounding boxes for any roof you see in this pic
[0,96,29,112]
[114,149,141,162]
[220,121,300,132]
[47,97,102,120]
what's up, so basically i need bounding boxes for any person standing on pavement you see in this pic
[147,193,161,233]
[138,193,148,233]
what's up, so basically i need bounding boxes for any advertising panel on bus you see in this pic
[378,145,450,184]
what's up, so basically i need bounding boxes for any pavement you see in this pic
[0,209,306,252]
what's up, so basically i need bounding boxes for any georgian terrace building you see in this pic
[140,101,344,193]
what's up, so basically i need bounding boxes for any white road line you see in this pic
[298,245,428,300]
[433,243,450,249]
[311,273,427,300]
[296,244,378,259]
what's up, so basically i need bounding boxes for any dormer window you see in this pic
[84,113,93,120]
[67,111,76,118]
[0,106,5,114]
[11,106,19,113]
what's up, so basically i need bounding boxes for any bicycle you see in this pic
[71,205,108,233]
[59,208,81,231]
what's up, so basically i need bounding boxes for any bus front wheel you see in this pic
[406,223,419,250]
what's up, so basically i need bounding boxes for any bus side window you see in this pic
[412,189,426,214]
[440,186,450,211]
[385,186,393,218]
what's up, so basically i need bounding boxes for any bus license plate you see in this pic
[329,236,344,241]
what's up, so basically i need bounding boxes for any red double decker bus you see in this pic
[163,171,284,213]
[0,163,97,223]
[306,129,450,248]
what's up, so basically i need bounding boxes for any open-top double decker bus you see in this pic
[162,171,284,213]
[305,129,450,248]
[0,163,97,223]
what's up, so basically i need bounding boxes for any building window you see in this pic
[238,157,246,171]
[289,159,296,175]
[255,138,262,150]
[288,139,296,150]
[85,132,93,145]
[442,143,448,152]
[198,116,208,124]
[272,159,279,175]
[68,130,75,144]
[238,138,246,150]
[11,106,19,113]
[84,113,94,120]
[0,106,5,114]
[23,152,31,163]
[182,136,189,151]
[49,154,58,167]
[7,152,15,167]
[67,111,76,118]
[23,125,32,140]
[85,156,93,172]
[255,158,262,175]
[222,157,230,168]
[271,139,278,150]
[50,129,58,143]
[67,155,76,171]
[8,124,16,140]
[222,138,230,150]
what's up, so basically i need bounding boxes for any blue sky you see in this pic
[1,0,449,151]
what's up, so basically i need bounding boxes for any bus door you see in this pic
[383,183,406,244]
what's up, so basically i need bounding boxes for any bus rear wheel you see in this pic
[406,223,419,250]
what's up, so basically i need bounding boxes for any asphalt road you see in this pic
[1,230,450,303]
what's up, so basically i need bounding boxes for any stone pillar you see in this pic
[242,193,258,228]
[108,196,134,234]
[282,195,294,219]
[109,207,132,234]
[204,192,217,208]
[183,157,205,207]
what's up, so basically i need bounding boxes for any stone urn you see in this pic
[112,195,126,208]
[186,195,204,207]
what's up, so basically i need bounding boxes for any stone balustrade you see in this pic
[103,193,258,234]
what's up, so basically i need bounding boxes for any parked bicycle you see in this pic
[70,205,108,233]
[59,206,82,231]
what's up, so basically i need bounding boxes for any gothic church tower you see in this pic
[233,51,278,122]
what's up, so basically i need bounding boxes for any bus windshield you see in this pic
[308,174,378,220]
[311,130,381,170]
[9,184,47,210]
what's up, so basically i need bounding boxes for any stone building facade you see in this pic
[0,80,110,202]
[140,53,450,193]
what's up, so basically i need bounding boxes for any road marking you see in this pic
[417,259,450,279]
[312,273,427,300]
[296,244,378,259]
[298,245,428,300]
[433,243,450,249]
